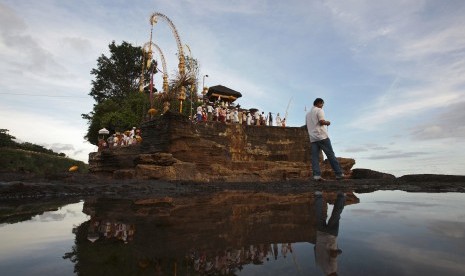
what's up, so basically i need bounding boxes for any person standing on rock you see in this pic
[207,104,214,121]
[306,98,344,181]
[276,113,282,126]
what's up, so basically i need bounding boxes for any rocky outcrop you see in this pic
[89,145,141,174]
[89,112,355,182]
[398,174,465,182]
[351,168,396,179]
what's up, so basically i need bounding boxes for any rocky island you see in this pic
[1,112,465,204]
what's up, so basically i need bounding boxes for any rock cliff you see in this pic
[89,112,355,182]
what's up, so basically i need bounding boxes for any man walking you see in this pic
[306,98,344,180]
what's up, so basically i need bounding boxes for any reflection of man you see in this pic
[314,191,345,276]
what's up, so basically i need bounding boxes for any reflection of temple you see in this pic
[65,192,358,275]
[86,219,135,243]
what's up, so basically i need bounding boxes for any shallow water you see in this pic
[0,191,464,276]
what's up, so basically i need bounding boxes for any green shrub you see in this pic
[0,148,88,175]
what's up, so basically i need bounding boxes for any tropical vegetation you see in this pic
[82,41,201,146]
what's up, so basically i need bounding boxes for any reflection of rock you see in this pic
[83,191,358,253]
[84,192,318,249]
[68,191,358,275]
[89,112,356,182]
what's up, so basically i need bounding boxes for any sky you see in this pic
[1,0,464,177]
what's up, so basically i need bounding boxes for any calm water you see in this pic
[0,191,464,276]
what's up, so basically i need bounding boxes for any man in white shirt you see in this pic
[305,98,343,180]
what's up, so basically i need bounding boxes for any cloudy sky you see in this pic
[1,0,464,176]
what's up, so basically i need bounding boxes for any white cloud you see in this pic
[182,0,268,15]
[1,0,465,175]
[350,88,461,129]
[410,100,465,140]
[371,233,465,274]
[319,1,465,134]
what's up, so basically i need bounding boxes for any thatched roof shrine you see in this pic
[206,85,242,103]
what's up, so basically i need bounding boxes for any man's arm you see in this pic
[319,119,330,126]
[318,110,330,126]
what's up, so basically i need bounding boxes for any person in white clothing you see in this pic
[207,104,214,121]
[246,112,252,125]
[305,98,343,181]
[214,106,220,121]
[276,113,282,126]
[254,111,260,125]
[233,108,239,123]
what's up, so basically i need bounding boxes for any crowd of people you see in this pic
[98,127,142,151]
[193,101,287,127]
[97,100,288,152]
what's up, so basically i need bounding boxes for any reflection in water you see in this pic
[63,192,358,275]
[0,198,80,224]
[314,192,345,276]
[86,219,135,243]
[4,191,464,275]
[186,243,291,274]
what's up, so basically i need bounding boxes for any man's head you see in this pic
[313,98,324,107]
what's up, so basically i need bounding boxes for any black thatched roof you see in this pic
[206,85,242,102]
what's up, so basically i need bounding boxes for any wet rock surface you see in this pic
[1,172,464,202]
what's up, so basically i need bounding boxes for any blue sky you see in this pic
[1,0,464,176]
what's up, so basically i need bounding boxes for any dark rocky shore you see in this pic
[1,170,465,201]
[1,170,464,225]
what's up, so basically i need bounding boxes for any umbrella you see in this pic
[98,128,109,135]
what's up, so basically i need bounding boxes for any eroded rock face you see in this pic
[321,158,356,178]
[89,112,355,182]
[351,168,396,179]
[89,145,141,174]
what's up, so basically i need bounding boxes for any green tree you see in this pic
[0,129,17,147]
[82,41,155,145]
